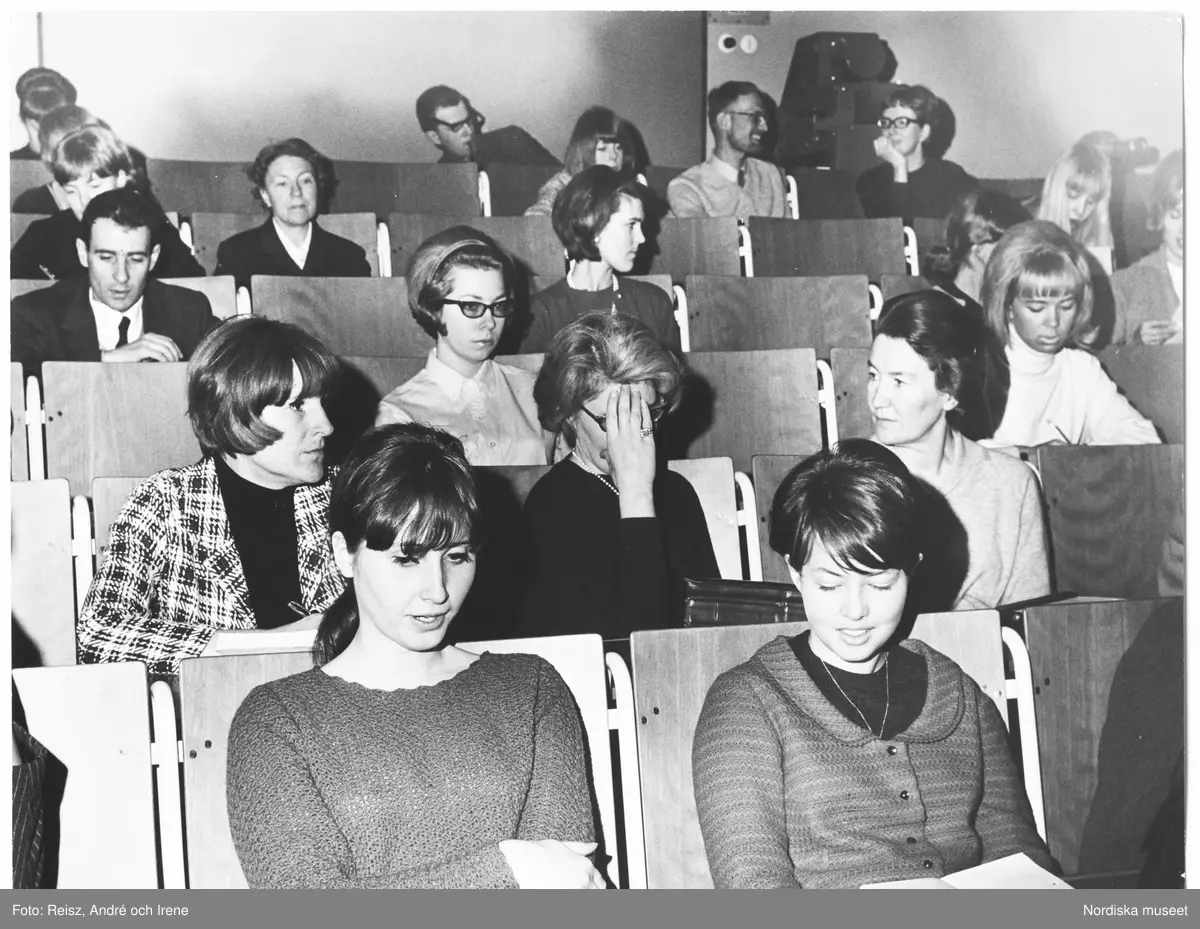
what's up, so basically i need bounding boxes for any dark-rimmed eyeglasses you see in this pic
[437,298,515,319]
[877,116,920,130]
[725,110,768,126]
[580,403,667,433]
[434,108,484,134]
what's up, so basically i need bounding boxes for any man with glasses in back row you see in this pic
[416,84,560,168]
[668,80,788,219]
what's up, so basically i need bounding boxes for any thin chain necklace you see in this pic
[819,653,890,739]
[571,451,619,497]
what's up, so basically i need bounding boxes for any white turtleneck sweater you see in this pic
[986,331,1161,447]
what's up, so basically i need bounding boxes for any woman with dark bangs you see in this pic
[226,424,602,889]
[980,220,1160,446]
[77,318,347,676]
[691,440,1052,888]
[524,105,638,217]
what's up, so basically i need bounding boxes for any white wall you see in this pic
[8,13,42,150]
[707,11,1183,178]
[12,11,705,166]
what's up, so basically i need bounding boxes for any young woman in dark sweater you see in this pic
[692,440,1051,888]
[518,311,717,638]
[227,423,601,890]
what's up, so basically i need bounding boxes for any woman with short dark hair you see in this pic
[226,423,602,889]
[214,137,371,289]
[520,165,680,353]
[518,311,716,637]
[692,439,1052,888]
[375,226,549,465]
[869,290,1049,609]
[524,106,638,217]
[77,317,346,675]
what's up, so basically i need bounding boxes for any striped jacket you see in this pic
[78,458,345,675]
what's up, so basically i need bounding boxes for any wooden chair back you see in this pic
[749,455,802,584]
[12,662,160,887]
[789,167,864,220]
[42,362,196,495]
[630,611,1006,888]
[746,217,907,282]
[880,272,932,303]
[250,275,428,358]
[178,634,618,888]
[162,275,239,320]
[666,458,741,580]
[829,347,873,442]
[669,349,822,474]
[91,476,146,568]
[910,217,949,274]
[626,274,674,299]
[481,164,562,216]
[11,212,42,249]
[1019,597,1183,882]
[1035,444,1184,598]
[636,217,741,282]
[11,158,51,206]
[1096,344,1183,443]
[684,274,872,354]
[12,362,29,479]
[11,478,76,666]
[190,213,379,276]
[144,159,252,214]
[393,162,480,215]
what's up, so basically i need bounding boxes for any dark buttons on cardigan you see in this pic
[923,859,934,869]
[906,837,917,845]
[900,790,910,800]
[887,745,898,755]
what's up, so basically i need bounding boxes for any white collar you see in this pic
[709,153,741,184]
[272,217,313,269]
[88,288,145,349]
[425,347,493,394]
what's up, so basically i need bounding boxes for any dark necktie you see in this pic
[116,317,130,348]
[737,167,747,188]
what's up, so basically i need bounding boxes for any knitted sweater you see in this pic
[226,652,596,888]
[1110,246,1181,345]
[692,637,1051,888]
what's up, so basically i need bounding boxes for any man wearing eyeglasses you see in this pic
[668,81,787,219]
[855,85,978,221]
[415,85,559,168]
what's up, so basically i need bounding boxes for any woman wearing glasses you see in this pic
[517,311,718,638]
[856,85,979,221]
[376,227,550,466]
[521,165,681,354]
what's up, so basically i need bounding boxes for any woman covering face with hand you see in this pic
[226,423,602,889]
[518,311,717,637]
[691,440,1052,888]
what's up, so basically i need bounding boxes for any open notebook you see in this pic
[861,853,1070,889]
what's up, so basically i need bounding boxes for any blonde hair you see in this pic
[979,220,1095,349]
[1037,141,1113,249]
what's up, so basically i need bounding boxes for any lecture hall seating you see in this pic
[11,362,29,480]
[746,216,907,282]
[1096,344,1183,444]
[188,212,381,276]
[11,478,77,667]
[479,164,561,216]
[633,216,742,282]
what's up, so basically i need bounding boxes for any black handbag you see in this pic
[683,578,806,627]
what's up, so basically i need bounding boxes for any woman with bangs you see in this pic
[226,423,603,889]
[1111,149,1184,345]
[524,106,639,217]
[78,318,347,676]
[1037,141,1114,259]
[692,440,1051,888]
[981,220,1160,447]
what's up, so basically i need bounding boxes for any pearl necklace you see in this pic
[571,451,619,497]
[819,653,890,739]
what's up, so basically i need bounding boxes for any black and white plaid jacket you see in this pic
[78,458,345,675]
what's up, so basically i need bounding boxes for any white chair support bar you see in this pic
[733,470,762,582]
[1001,626,1047,842]
[737,223,755,278]
[377,222,392,278]
[150,680,187,889]
[235,286,252,317]
[868,283,883,321]
[478,170,492,217]
[785,174,799,220]
[672,284,689,353]
[815,359,839,449]
[178,220,195,255]
[24,375,46,481]
[605,651,646,889]
[903,224,919,276]
[70,495,95,623]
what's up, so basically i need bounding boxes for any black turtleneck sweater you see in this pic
[214,455,303,629]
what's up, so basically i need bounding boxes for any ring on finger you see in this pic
[639,426,654,438]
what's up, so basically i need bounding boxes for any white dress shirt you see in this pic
[374,350,549,466]
[90,289,144,352]
[272,218,313,269]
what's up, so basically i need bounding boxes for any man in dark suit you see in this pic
[415,84,559,168]
[11,187,218,378]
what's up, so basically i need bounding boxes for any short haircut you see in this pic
[552,164,646,262]
[246,137,338,212]
[707,80,762,136]
[563,106,630,176]
[37,104,99,158]
[187,317,341,459]
[875,289,1009,441]
[416,85,468,132]
[405,225,515,339]
[883,84,940,126]
[534,310,683,447]
[1148,148,1184,230]
[1036,141,1113,248]
[924,188,1030,282]
[769,438,924,575]
[979,219,1095,347]
[314,423,483,666]
[50,125,133,186]
[79,187,162,250]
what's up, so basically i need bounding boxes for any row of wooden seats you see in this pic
[15,596,1181,888]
